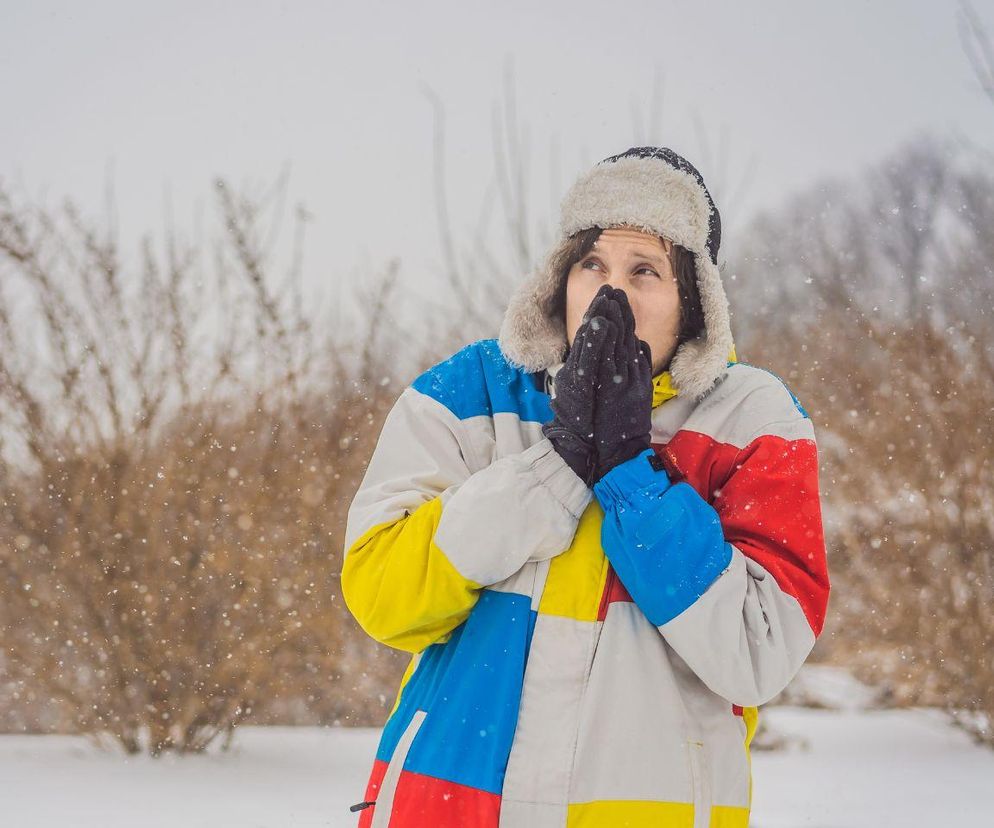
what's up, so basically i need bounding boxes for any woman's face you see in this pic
[565,226,681,376]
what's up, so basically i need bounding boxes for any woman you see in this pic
[342,145,830,828]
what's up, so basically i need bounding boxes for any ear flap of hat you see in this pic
[497,249,566,373]
[666,253,734,399]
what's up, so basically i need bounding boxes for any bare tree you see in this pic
[0,172,412,753]
[731,134,994,747]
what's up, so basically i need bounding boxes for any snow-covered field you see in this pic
[2,703,992,827]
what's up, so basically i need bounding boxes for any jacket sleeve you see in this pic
[591,413,830,707]
[342,382,592,654]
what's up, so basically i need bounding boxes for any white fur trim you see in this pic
[497,246,567,372]
[559,156,713,253]
[666,253,734,400]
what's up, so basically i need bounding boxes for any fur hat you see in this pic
[497,146,734,401]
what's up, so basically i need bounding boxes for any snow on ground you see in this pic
[749,706,993,827]
[1,706,992,826]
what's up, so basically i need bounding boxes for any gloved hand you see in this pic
[586,286,654,483]
[541,304,614,486]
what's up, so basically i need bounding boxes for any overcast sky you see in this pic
[3,0,993,322]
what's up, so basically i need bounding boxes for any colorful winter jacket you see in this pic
[341,336,830,827]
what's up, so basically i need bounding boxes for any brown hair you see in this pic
[542,226,706,357]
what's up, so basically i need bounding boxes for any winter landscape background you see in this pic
[1,1,993,825]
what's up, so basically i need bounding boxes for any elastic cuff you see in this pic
[542,422,596,486]
[521,437,593,519]
[593,447,669,506]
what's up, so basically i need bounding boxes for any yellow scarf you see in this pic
[651,344,738,408]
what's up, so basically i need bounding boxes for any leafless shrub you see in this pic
[729,132,994,746]
[0,172,418,754]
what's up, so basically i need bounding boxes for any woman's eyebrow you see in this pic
[586,250,667,266]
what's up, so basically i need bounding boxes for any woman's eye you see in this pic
[581,260,658,278]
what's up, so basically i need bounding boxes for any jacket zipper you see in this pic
[688,738,712,828]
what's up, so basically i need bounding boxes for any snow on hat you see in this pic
[497,145,734,400]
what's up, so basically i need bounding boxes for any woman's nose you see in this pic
[606,275,632,298]
[603,272,625,291]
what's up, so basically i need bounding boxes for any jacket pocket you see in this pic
[370,709,428,828]
[687,738,713,828]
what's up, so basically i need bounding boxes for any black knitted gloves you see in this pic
[587,286,654,483]
[540,306,609,486]
[543,284,654,487]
